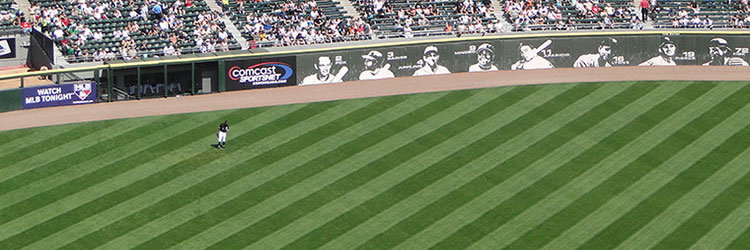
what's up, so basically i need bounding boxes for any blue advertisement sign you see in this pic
[23,82,97,109]
[225,56,297,90]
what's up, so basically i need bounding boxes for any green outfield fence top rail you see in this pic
[3,30,750,81]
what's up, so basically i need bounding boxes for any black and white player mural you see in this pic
[293,33,750,86]
[359,50,395,80]
[413,45,451,76]
[300,55,349,85]
[703,37,749,66]
[469,43,499,72]
[639,37,678,66]
[574,37,618,68]
[511,40,555,70]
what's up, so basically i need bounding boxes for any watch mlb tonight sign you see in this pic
[23,82,97,109]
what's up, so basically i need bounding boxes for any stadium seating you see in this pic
[502,0,638,31]
[221,0,371,47]
[652,0,735,28]
[0,0,21,32]
[355,0,500,38]
[18,0,750,63]
[30,0,241,62]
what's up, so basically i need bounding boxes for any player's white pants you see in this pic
[218,132,227,143]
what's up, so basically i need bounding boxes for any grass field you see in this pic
[1,80,750,250]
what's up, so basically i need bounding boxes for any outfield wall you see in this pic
[233,32,750,89]
[1,30,750,113]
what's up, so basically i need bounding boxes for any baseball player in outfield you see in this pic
[217,120,229,149]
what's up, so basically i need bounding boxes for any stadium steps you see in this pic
[340,0,362,21]
[220,16,248,50]
[492,0,511,32]
[15,0,30,20]
[206,0,248,50]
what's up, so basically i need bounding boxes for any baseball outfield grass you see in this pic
[1,80,750,250]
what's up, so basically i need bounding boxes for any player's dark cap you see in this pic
[601,37,618,47]
[423,46,438,55]
[659,37,675,47]
[709,38,729,48]
[477,43,494,53]
[362,50,383,60]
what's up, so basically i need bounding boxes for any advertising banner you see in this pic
[23,82,97,109]
[255,33,750,90]
[225,55,296,90]
[0,38,16,59]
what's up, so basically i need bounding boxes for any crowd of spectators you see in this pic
[359,0,500,38]
[226,0,371,47]
[0,1,31,32]
[726,0,750,28]
[503,0,637,31]
[15,0,750,63]
[29,0,238,62]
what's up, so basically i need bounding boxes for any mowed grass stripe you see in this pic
[0,122,84,159]
[20,105,306,250]
[429,82,716,250]
[470,83,746,249]
[530,82,748,250]
[206,84,590,250]
[131,90,484,250]
[2,116,160,174]
[0,108,257,233]
[265,84,602,250]
[0,123,80,160]
[385,82,679,250]
[349,82,651,250]
[0,110,234,210]
[0,111,216,229]
[254,83,591,249]
[727,226,750,250]
[537,88,750,250]
[573,83,750,250]
[96,92,452,250]
[650,133,750,249]
[0,126,35,148]
[615,105,750,250]
[0,115,164,197]
[167,86,541,250]
[688,198,750,250]
[183,85,528,248]
[308,84,632,250]
[0,121,113,171]
[195,87,522,250]
[56,97,392,249]
[0,105,276,249]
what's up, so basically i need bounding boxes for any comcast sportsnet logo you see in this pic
[228,62,293,86]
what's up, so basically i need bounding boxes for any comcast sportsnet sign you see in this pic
[226,56,297,90]
[228,62,293,85]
